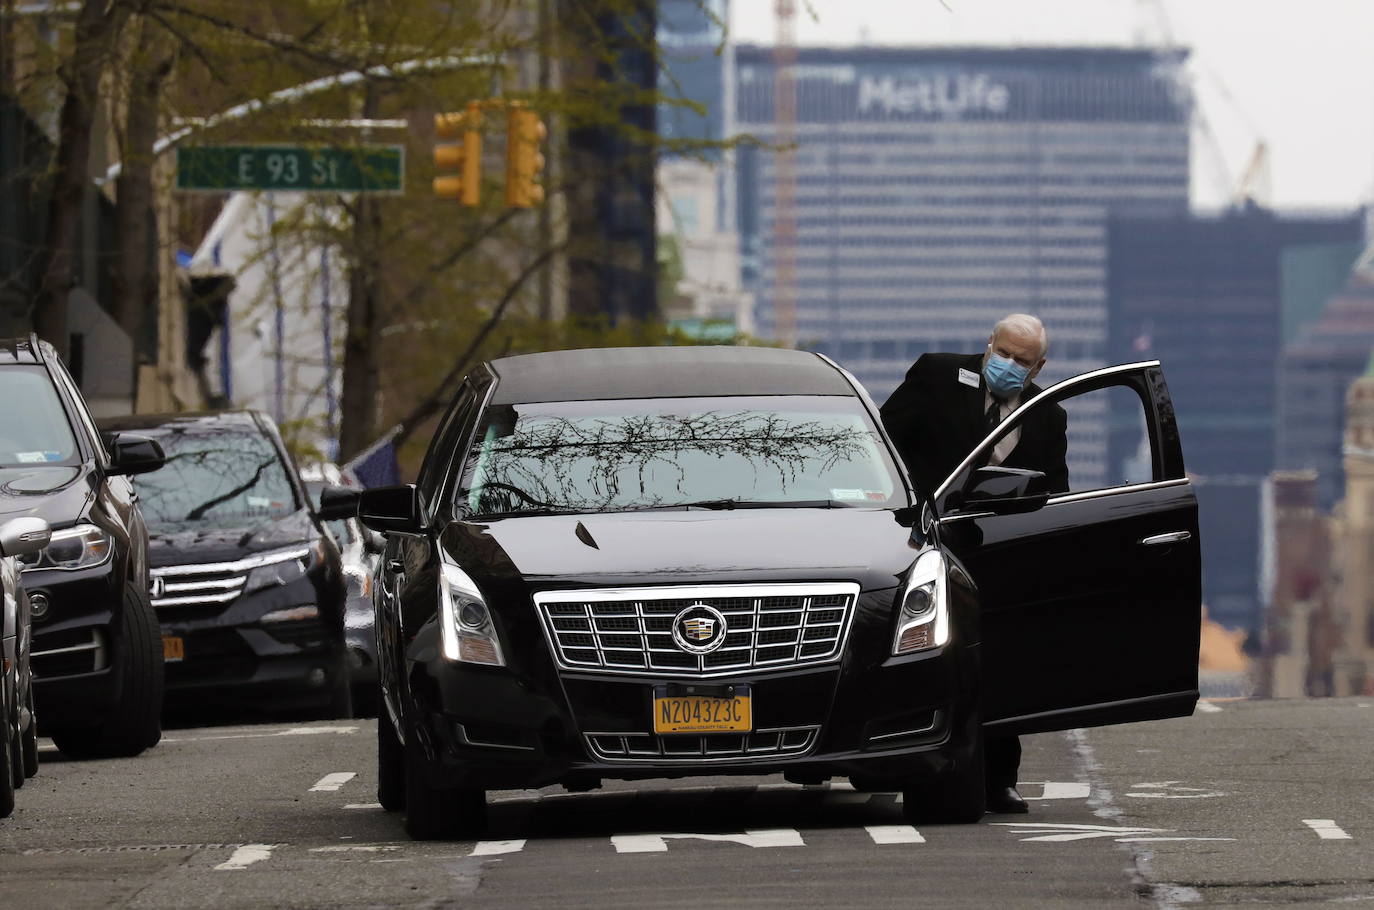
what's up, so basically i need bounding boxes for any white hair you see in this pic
[993,313,1048,358]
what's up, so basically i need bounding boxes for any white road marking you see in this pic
[471,840,526,856]
[214,844,279,870]
[344,803,383,810]
[309,772,357,792]
[995,823,1234,844]
[310,845,402,853]
[1303,819,1352,840]
[612,830,805,853]
[1126,781,1225,799]
[162,726,358,744]
[1027,781,1091,801]
[1196,701,1223,713]
[865,825,925,845]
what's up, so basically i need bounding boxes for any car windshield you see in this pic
[456,395,904,517]
[131,424,300,529]
[0,367,81,468]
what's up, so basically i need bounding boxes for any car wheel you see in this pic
[51,584,164,759]
[0,711,15,818]
[403,712,486,840]
[21,688,37,779]
[377,709,405,812]
[901,727,986,825]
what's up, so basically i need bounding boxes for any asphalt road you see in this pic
[0,697,1369,909]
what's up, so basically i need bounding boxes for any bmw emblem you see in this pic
[672,603,728,654]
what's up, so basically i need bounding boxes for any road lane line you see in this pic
[311,845,402,853]
[310,772,357,792]
[472,840,526,856]
[163,726,358,744]
[1196,701,1223,714]
[1303,819,1352,840]
[612,830,805,853]
[214,844,279,870]
[1028,782,1091,800]
[865,825,925,845]
[344,803,383,810]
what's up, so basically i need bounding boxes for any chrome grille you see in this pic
[584,726,819,762]
[150,565,247,608]
[535,583,859,677]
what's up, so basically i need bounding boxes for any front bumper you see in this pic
[407,638,980,792]
[26,559,123,728]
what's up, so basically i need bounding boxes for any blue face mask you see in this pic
[983,352,1032,400]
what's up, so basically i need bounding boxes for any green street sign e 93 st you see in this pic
[175,145,404,193]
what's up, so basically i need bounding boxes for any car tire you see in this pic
[51,584,164,759]
[901,728,986,825]
[377,710,405,812]
[403,713,486,840]
[21,688,37,779]
[0,712,15,819]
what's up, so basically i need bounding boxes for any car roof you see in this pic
[486,346,856,405]
[97,409,266,433]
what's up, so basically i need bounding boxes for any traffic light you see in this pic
[505,105,546,207]
[434,102,482,205]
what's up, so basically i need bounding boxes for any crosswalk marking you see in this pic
[865,825,925,844]
[344,803,383,810]
[612,830,806,853]
[1303,819,1352,840]
[310,772,357,792]
[472,840,526,856]
[1028,782,1090,800]
[214,844,278,870]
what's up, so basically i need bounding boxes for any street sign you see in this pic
[175,145,404,193]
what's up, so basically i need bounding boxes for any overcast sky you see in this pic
[730,0,1374,213]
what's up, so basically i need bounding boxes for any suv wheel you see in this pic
[377,710,405,812]
[51,584,164,759]
[403,712,485,840]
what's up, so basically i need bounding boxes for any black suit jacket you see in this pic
[879,352,1069,498]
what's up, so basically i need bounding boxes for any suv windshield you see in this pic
[0,366,80,467]
[456,395,904,517]
[132,424,299,529]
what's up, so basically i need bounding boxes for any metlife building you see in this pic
[735,47,1191,488]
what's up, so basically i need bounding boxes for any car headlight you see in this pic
[439,559,505,667]
[22,524,112,571]
[892,548,950,655]
[244,543,318,594]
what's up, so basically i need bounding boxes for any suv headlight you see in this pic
[892,548,950,655]
[439,560,505,667]
[22,524,113,571]
[244,543,318,594]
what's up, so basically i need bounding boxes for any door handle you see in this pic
[1140,531,1192,547]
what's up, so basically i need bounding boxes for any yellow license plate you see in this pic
[653,688,752,734]
[162,635,184,662]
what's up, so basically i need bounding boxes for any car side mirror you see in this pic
[317,485,360,521]
[357,484,425,536]
[962,466,1050,515]
[107,433,166,476]
[0,516,51,557]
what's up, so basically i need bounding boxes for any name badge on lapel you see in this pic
[957,368,980,388]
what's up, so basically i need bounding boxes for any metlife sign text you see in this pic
[857,72,1012,118]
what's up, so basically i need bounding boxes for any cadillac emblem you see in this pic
[672,603,728,654]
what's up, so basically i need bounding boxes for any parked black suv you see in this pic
[356,346,1201,840]
[0,336,167,759]
[98,411,350,717]
[2,515,50,816]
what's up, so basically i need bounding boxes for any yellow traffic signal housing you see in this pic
[434,103,482,205]
[505,106,547,207]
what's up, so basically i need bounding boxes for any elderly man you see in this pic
[879,313,1069,814]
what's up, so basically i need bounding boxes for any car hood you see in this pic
[149,509,318,568]
[441,508,915,592]
[0,465,93,526]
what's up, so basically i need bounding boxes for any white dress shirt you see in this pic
[984,389,1022,466]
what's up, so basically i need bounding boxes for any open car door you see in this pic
[932,361,1200,737]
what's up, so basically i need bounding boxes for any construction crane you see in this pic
[772,0,798,348]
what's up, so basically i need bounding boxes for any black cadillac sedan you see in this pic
[356,346,1200,840]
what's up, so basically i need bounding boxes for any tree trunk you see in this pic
[111,16,176,356]
[337,83,383,462]
[33,0,133,358]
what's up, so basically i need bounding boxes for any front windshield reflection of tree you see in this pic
[460,398,897,516]
[135,428,298,529]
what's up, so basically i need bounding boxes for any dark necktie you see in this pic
[984,400,1002,436]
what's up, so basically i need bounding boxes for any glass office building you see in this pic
[735,46,1191,488]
